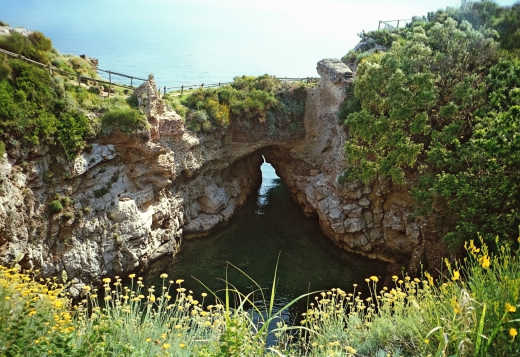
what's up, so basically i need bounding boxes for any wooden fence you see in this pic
[377,18,412,31]
[0,47,147,96]
[0,46,320,98]
[163,77,319,96]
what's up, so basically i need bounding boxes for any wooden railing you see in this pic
[0,46,320,98]
[377,18,412,31]
[0,47,147,95]
[163,77,319,96]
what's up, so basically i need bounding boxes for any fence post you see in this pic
[77,73,81,86]
[163,86,166,97]
[201,83,204,89]
[181,85,184,95]
[130,77,133,87]
[397,19,400,29]
[108,71,111,98]
[378,20,381,31]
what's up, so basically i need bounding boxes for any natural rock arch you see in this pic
[0,59,430,290]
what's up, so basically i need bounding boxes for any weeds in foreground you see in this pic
[0,237,519,356]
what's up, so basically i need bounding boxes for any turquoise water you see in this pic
[144,162,387,324]
[1,0,498,89]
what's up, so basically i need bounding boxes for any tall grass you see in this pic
[0,237,519,356]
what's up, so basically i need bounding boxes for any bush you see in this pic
[126,92,139,108]
[340,14,520,248]
[0,140,5,157]
[100,108,147,135]
[182,75,306,132]
[0,59,93,159]
[0,31,52,64]
[48,200,63,214]
[27,31,52,52]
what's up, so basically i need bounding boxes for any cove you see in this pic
[144,160,387,316]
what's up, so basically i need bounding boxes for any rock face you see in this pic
[0,58,435,288]
[263,59,426,266]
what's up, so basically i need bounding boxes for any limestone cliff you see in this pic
[0,59,433,290]
[264,59,426,269]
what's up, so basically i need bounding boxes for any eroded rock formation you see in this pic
[0,59,435,291]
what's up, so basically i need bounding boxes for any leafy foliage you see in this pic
[48,200,63,214]
[0,31,53,64]
[100,107,147,135]
[0,59,93,159]
[180,75,307,132]
[341,4,520,248]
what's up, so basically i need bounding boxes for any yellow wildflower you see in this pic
[510,328,517,339]
[369,276,379,283]
[506,303,517,313]
[346,346,357,354]
[160,273,168,279]
[479,255,490,269]
[176,279,184,285]
[162,343,171,350]
[424,272,434,286]
[102,277,111,284]
[179,343,186,349]
[451,270,460,281]
[128,273,136,279]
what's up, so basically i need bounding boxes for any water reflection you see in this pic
[257,157,280,210]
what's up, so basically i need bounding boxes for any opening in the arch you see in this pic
[256,156,281,211]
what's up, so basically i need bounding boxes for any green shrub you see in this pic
[182,75,306,132]
[340,14,520,248]
[48,200,63,214]
[0,140,5,157]
[0,31,52,64]
[0,59,93,159]
[27,31,52,52]
[101,108,147,135]
[126,92,139,108]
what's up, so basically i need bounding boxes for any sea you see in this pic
[0,0,498,90]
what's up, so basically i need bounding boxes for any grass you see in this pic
[0,236,519,356]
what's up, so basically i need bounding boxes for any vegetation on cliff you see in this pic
[0,30,145,160]
[340,1,520,249]
[1,237,518,356]
[164,75,308,133]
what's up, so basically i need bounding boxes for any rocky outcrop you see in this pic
[263,59,428,268]
[0,58,434,289]
[0,76,296,290]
